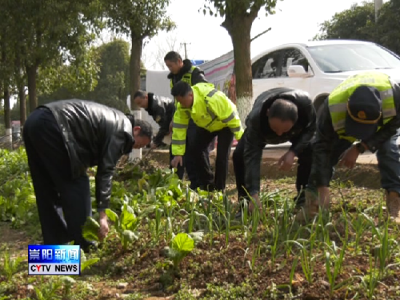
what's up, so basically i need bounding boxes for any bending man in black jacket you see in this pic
[23,100,152,251]
[133,90,184,179]
[164,51,213,189]
[233,88,316,213]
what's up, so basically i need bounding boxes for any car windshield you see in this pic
[307,43,400,73]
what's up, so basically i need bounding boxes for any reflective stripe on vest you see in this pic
[203,89,218,127]
[328,72,396,136]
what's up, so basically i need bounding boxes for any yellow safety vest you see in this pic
[328,71,397,142]
[170,66,196,109]
[171,83,243,155]
[170,66,196,89]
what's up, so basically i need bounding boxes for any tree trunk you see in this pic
[26,64,38,113]
[19,83,26,126]
[223,17,253,100]
[15,53,27,126]
[4,87,10,129]
[129,33,144,161]
[4,86,12,149]
[0,44,5,113]
[222,16,253,128]
[129,33,143,111]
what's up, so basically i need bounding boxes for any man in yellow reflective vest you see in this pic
[170,81,244,191]
[298,71,400,224]
[164,51,212,190]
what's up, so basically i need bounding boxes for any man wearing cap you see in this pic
[298,71,400,223]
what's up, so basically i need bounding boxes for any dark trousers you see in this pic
[191,127,233,191]
[169,144,184,179]
[295,143,313,200]
[170,119,210,190]
[307,138,357,190]
[185,119,206,189]
[233,138,313,201]
[23,108,93,250]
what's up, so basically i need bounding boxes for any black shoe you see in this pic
[235,210,242,220]
[293,193,306,208]
[189,184,198,191]
[81,241,98,253]
[199,184,216,192]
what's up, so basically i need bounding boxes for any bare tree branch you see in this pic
[143,29,184,70]
[250,27,271,42]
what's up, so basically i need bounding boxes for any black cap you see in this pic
[345,86,382,140]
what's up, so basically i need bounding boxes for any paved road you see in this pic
[154,142,380,165]
[218,141,381,164]
[260,144,378,164]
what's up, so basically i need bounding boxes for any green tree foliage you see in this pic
[0,0,102,113]
[201,0,280,100]
[88,39,131,110]
[0,3,15,132]
[37,49,100,100]
[37,39,141,112]
[1,2,27,126]
[313,2,376,42]
[314,0,400,55]
[103,0,174,110]
[375,0,400,55]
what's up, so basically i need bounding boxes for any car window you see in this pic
[308,43,400,73]
[281,48,309,77]
[252,50,282,79]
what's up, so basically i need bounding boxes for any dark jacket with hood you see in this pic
[145,93,175,146]
[43,99,134,211]
[242,87,316,196]
[309,81,400,188]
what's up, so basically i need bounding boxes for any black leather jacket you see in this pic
[309,80,400,188]
[242,88,316,195]
[43,99,134,211]
[146,93,174,146]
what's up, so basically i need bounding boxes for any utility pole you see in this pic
[180,42,191,59]
[375,0,383,22]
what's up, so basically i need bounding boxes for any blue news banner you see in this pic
[28,245,81,275]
